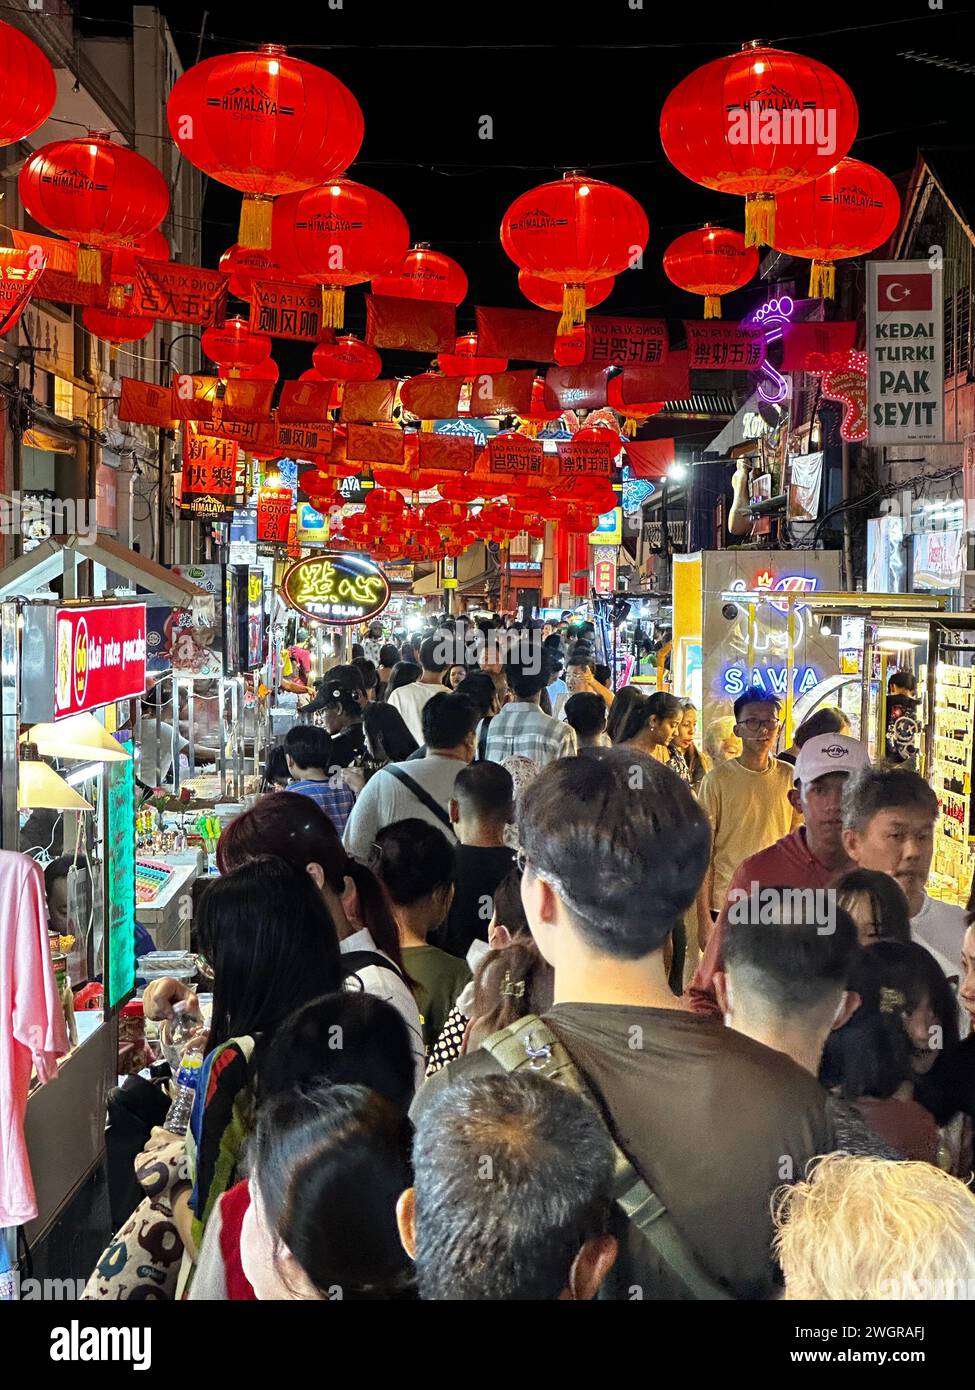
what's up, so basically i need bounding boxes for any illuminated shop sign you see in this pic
[721,664,822,699]
[282,552,390,626]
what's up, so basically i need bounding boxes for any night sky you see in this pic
[85,0,974,371]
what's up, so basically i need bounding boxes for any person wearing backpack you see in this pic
[412,749,835,1300]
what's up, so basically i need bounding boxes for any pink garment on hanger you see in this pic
[0,851,69,1227]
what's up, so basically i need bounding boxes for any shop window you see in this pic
[53,376,74,420]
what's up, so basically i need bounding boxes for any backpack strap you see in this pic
[477,717,492,762]
[383,765,455,833]
[481,1015,733,1301]
[341,949,406,985]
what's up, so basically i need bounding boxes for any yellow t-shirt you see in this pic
[698,758,797,911]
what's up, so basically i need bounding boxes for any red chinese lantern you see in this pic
[663,226,760,318]
[219,244,288,301]
[371,244,468,303]
[660,43,858,247]
[19,132,169,283]
[501,173,648,332]
[82,306,154,347]
[553,327,588,367]
[770,157,901,299]
[108,230,170,308]
[437,476,482,504]
[312,335,382,382]
[272,178,410,327]
[201,316,272,373]
[562,504,599,534]
[167,45,363,248]
[437,333,508,378]
[518,269,614,312]
[236,356,280,383]
[0,19,57,146]
[607,375,665,438]
[518,378,561,437]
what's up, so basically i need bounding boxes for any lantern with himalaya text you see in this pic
[663,226,759,319]
[371,244,468,304]
[606,374,664,438]
[219,244,288,301]
[312,335,382,382]
[19,132,170,283]
[82,306,154,349]
[272,178,410,328]
[769,158,900,300]
[659,43,858,247]
[436,333,507,378]
[501,173,648,334]
[167,45,363,249]
[201,317,273,375]
[0,19,57,146]
[553,327,587,367]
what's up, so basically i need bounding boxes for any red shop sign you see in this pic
[54,604,147,719]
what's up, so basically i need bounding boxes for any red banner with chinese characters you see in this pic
[543,366,610,412]
[475,305,559,362]
[339,379,397,424]
[780,321,857,373]
[11,229,112,307]
[365,294,456,352]
[584,317,669,366]
[487,434,546,477]
[180,424,240,518]
[554,434,617,477]
[418,433,476,472]
[465,369,535,417]
[252,279,323,340]
[0,248,45,336]
[172,374,218,421]
[134,260,228,326]
[256,486,294,542]
[118,378,178,428]
[273,421,334,457]
[203,416,278,452]
[278,380,336,423]
[399,374,463,421]
[345,423,405,465]
[622,438,675,480]
[616,354,691,405]
[222,379,275,422]
[684,321,766,370]
[53,603,147,720]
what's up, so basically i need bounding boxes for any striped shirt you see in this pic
[286,778,355,837]
[479,701,577,768]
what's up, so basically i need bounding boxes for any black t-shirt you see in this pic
[326,722,366,771]
[436,845,517,959]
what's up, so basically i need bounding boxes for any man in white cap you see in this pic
[687,733,871,1018]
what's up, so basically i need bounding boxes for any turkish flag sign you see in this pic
[876,274,933,312]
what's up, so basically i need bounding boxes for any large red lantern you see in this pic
[518,269,614,313]
[83,306,154,347]
[501,173,648,333]
[167,45,363,248]
[219,244,287,301]
[770,157,901,299]
[19,132,169,283]
[312,335,382,382]
[437,333,508,377]
[272,178,410,327]
[660,43,858,246]
[202,317,273,374]
[607,375,664,438]
[236,356,281,383]
[0,19,56,146]
[663,226,759,319]
[371,244,468,304]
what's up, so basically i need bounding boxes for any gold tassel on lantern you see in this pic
[76,246,102,284]
[519,418,539,439]
[421,418,434,433]
[623,417,638,439]
[108,284,126,310]
[239,194,273,250]
[744,193,775,249]
[558,283,586,336]
[809,260,836,300]
[109,344,119,365]
[321,286,345,329]
[703,294,722,319]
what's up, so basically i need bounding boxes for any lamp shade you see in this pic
[24,713,132,762]
[18,761,94,812]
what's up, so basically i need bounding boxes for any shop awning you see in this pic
[0,531,210,612]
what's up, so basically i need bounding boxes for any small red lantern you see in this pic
[312,335,382,382]
[663,226,759,318]
[272,177,410,327]
[108,230,170,308]
[0,19,57,147]
[660,42,858,246]
[770,157,901,299]
[607,375,665,438]
[167,44,364,248]
[437,333,508,378]
[371,244,468,303]
[518,269,614,312]
[19,132,169,283]
[83,306,154,346]
[518,378,561,437]
[553,326,588,367]
[236,356,281,383]
[501,173,648,332]
[201,316,273,373]
[219,244,287,301]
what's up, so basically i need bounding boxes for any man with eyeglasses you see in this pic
[696,688,798,931]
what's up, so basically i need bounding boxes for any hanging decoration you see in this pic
[0,18,57,146]
[82,306,154,349]
[201,316,273,375]
[518,269,614,313]
[371,244,468,303]
[437,333,508,378]
[219,244,288,300]
[501,172,648,334]
[108,230,170,309]
[607,374,664,438]
[659,42,858,246]
[167,45,363,248]
[663,226,759,319]
[312,335,383,381]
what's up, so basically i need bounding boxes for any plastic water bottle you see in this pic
[159,998,202,1073]
[164,1049,203,1135]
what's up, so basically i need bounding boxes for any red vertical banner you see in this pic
[256,486,293,542]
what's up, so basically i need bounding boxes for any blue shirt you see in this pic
[286,778,356,837]
[546,677,568,704]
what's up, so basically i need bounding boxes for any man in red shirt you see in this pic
[687,733,870,1018]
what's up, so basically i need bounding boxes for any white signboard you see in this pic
[867,259,943,445]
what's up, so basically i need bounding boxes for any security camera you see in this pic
[721,603,739,621]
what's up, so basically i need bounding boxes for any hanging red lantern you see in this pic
[0,19,57,146]
[108,229,170,308]
[236,356,281,383]
[272,177,410,327]
[518,269,614,313]
[562,504,599,534]
[19,132,169,283]
[437,333,508,377]
[663,226,760,319]
[607,375,665,438]
[312,335,382,382]
[438,476,482,504]
[82,306,154,346]
[501,173,648,333]
[518,378,561,437]
[660,42,858,247]
[769,157,901,299]
[553,326,588,367]
[219,244,288,301]
[167,45,363,249]
[533,495,569,522]
[201,316,272,373]
[371,244,468,303]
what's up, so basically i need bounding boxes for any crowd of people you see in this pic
[83,621,975,1301]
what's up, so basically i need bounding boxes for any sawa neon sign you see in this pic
[722,664,821,698]
[722,573,823,691]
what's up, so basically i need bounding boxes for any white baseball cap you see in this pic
[794,733,870,788]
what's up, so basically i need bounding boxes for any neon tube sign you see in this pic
[746,295,795,404]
